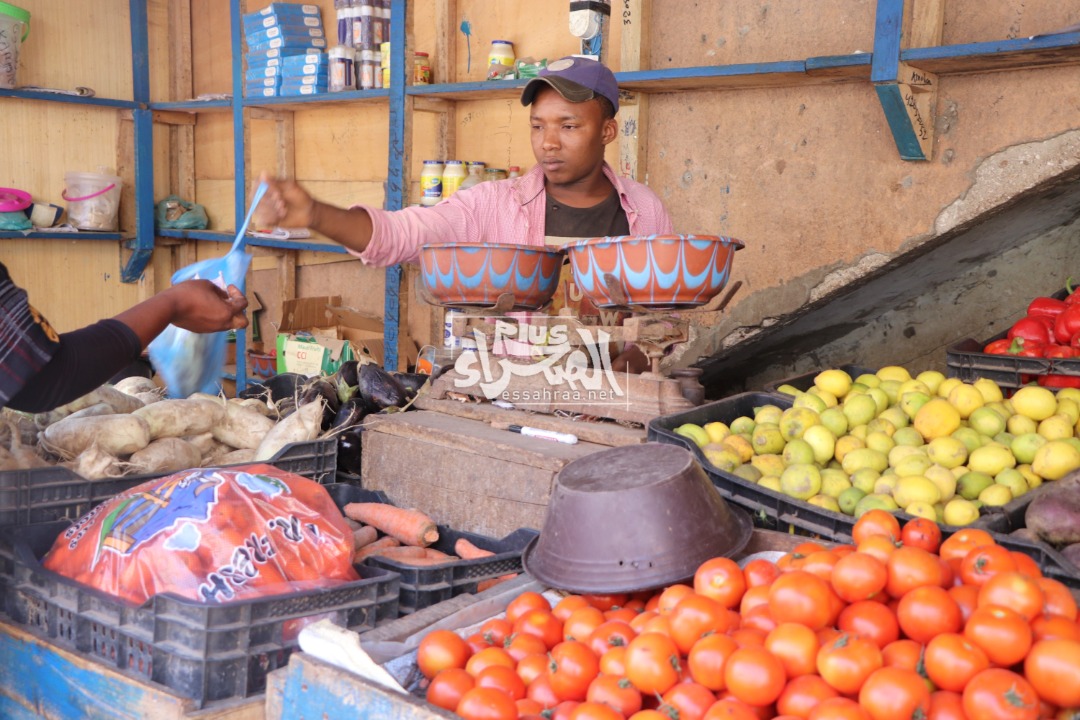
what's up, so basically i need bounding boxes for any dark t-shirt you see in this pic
[544,188,630,240]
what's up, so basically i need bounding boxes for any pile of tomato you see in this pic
[414,511,1080,720]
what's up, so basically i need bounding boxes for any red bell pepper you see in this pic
[983,338,1018,355]
[1065,278,1080,305]
[1053,304,1080,345]
[1028,296,1068,319]
[1072,332,1080,351]
[1044,344,1078,359]
[1008,316,1053,346]
[1038,374,1080,389]
[1013,338,1046,358]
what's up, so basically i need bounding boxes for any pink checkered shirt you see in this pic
[351,162,673,266]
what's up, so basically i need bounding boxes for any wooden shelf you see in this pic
[157,229,236,242]
[902,31,1080,75]
[242,88,390,111]
[0,88,137,109]
[149,99,233,112]
[0,231,123,240]
[407,79,530,102]
[247,237,349,253]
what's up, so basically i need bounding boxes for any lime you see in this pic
[730,415,756,435]
[850,468,881,494]
[957,471,994,500]
[819,407,850,437]
[838,487,868,515]
[854,493,899,517]
[843,394,879,428]
[994,468,1029,499]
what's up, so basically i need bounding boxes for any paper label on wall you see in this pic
[282,339,326,376]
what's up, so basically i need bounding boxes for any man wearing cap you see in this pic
[255,56,673,371]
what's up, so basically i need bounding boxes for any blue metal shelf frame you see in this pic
[0,88,137,108]
[121,0,155,283]
[230,0,249,391]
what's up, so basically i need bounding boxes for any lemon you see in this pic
[969,407,1006,438]
[855,373,882,388]
[957,471,994,500]
[867,388,891,415]
[867,417,897,438]
[967,444,1017,476]
[751,454,787,477]
[894,476,942,507]
[808,494,842,513]
[895,453,934,478]
[1038,414,1075,441]
[924,464,958,501]
[843,394,879,428]
[973,378,1005,403]
[1017,464,1043,489]
[755,405,784,425]
[815,368,854,399]
[758,476,783,493]
[674,423,711,447]
[995,468,1029,498]
[878,407,911,430]
[803,425,838,465]
[807,387,840,408]
[779,407,821,441]
[888,444,926,468]
[752,423,787,455]
[850,424,869,441]
[914,399,963,440]
[821,468,852,497]
[937,377,964,399]
[1056,398,1080,426]
[951,427,984,453]
[948,383,986,419]
[951,465,970,480]
[774,384,802,398]
[1032,440,1080,480]
[916,370,947,394]
[838,487,867,515]
[850,468,881,494]
[905,501,938,520]
[892,427,925,447]
[899,379,934,398]
[926,436,969,469]
[794,392,828,413]
[723,435,755,463]
[783,439,817,467]
[978,484,1013,506]
[943,498,980,526]
[834,435,866,463]
[780,464,822,500]
[1058,387,1080,404]
[703,444,742,472]
[877,365,913,383]
[866,431,896,456]
[730,415,756,435]
[1007,414,1039,436]
[900,392,933,420]
[841,447,890,475]
[704,421,732,444]
[1012,386,1058,422]
[819,408,850,437]
[984,402,1013,421]
[855,493,899,517]
[733,464,763,484]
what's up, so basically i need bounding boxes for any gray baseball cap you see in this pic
[520,56,619,113]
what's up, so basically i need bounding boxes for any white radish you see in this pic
[230,397,275,417]
[127,437,202,475]
[65,403,115,422]
[41,414,151,458]
[134,390,165,406]
[132,399,224,439]
[217,448,256,465]
[114,376,159,396]
[253,399,324,461]
[211,403,275,450]
[34,385,145,428]
[182,432,218,456]
[72,444,126,480]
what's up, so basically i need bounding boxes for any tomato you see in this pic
[833,544,857,558]
[817,633,884,695]
[765,622,820,678]
[475,665,526,701]
[657,584,695,615]
[768,570,834,631]
[516,653,550,686]
[1011,551,1043,579]
[838,601,900,650]
[600,646,628,676]
[517,698,545,717]
[743,558,782,588]
[881,639,923,674]
[605,607,640,624]
[465,646,515,676]
[549,641,599,702]
[740,603,778,634]
[858,535,901,564]
[582,594,628,612]
[1032,613,1080,642]
[514,609,565,650]
[964,605,1033,667]
[831,552,888,603]
[962,668,1039,720]
[569,701,623,720]
[417,629,472,678]
[695,557,748,609]
[927,691,967,720]
[886,546,944,598]
[794,540,829,556]
[587,619,636,657]
[730,627,767,648]
[663,682,719,720]
[939,529,995,563]
[480,618,514,647]
[551,700,582,720]
[427,668,476,711]
[527,674,561,709]
[858,667,931,720]
[1024,638,1080,709]
[897,585,962,644]
[776,674,839,717]
[901,518,942,553]
[853,509,902,544]
[554,595,592,622]
[801,551,842,583]
[639,614,672,637]
[703,698,763,720]
[466,632,493,654]
[1039,577,1079,620]
[506,632,549,662]
[626,632,682,695]
[670,594,734,655]
[456,686,519,720]
[740,585,771,615]
[723,646,786,707]
[687,633,740,691]
[807,697,873,720]
[977,571,1044,621]
[630,611,659,633]
[959,544,1018,586]
[564,606,606,643]
[947,584,979,623]
[923,633,989,693]
[507,591,552,624]
[586,674,643,716]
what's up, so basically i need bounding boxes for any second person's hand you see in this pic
[252,173,318,230]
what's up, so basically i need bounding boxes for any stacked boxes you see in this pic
[244,4,328,97]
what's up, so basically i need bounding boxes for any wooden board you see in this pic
[0,620,263,720]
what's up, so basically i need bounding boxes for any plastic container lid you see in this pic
[0,187,31,213]
[491,40,513,46]
[414,51,429,59]
[0,2,30,41]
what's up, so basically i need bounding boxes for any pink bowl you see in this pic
[419,242,564,311]
[566,234,743,309]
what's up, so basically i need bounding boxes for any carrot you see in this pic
[368,545,427,560]
[343,518,363,532]
[352,526,379,550]
[393,557,460,567]
[424,548,454,560]
[454,538,494,560]
[477,574,517,592]
[353,536,400,562]
[343,503,439,547]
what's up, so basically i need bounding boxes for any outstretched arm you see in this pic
[253,174,375,254]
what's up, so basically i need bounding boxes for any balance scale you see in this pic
[419,277,741,426]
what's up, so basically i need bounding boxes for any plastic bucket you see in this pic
[0,2,30,90]
[64,170,122,231]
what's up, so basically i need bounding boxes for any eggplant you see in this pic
[358,363,407,410]
[336,427,364,476]
[242,372,307,403]
[336,360,359,388]
[330,396,368,433]
[300,378,342,431]
[393,372,430,398]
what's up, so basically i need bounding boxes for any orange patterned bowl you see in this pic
[566,234,744,309]
[418,242,565,311]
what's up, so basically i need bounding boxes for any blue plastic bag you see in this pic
[149,184,266,398]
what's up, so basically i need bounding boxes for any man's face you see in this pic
[529,86,617,189]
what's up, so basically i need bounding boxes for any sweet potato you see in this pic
[127,437,202,475]
[253,398,323,461]
[41,414,151,458]
[34,385,145,428]
[211,403,275,450]
[133,399,224,440]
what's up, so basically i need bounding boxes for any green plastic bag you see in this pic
[0,211,31,231]
[155,195,209,230]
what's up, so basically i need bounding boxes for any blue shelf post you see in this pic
[872,0,937,161]
[382,0,407,372]
[230,0,248,391]
[121,0,154,282]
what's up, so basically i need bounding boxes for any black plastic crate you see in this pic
[762,365,877,396]
[324,483,538,616]
[6,519,399,708]
[0,437,338,527]
[647,392,1013,541]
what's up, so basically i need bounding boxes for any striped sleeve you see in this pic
[0,263,60,408]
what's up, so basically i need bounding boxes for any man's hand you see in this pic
[252,173,318,230]
[167,280,249,333]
